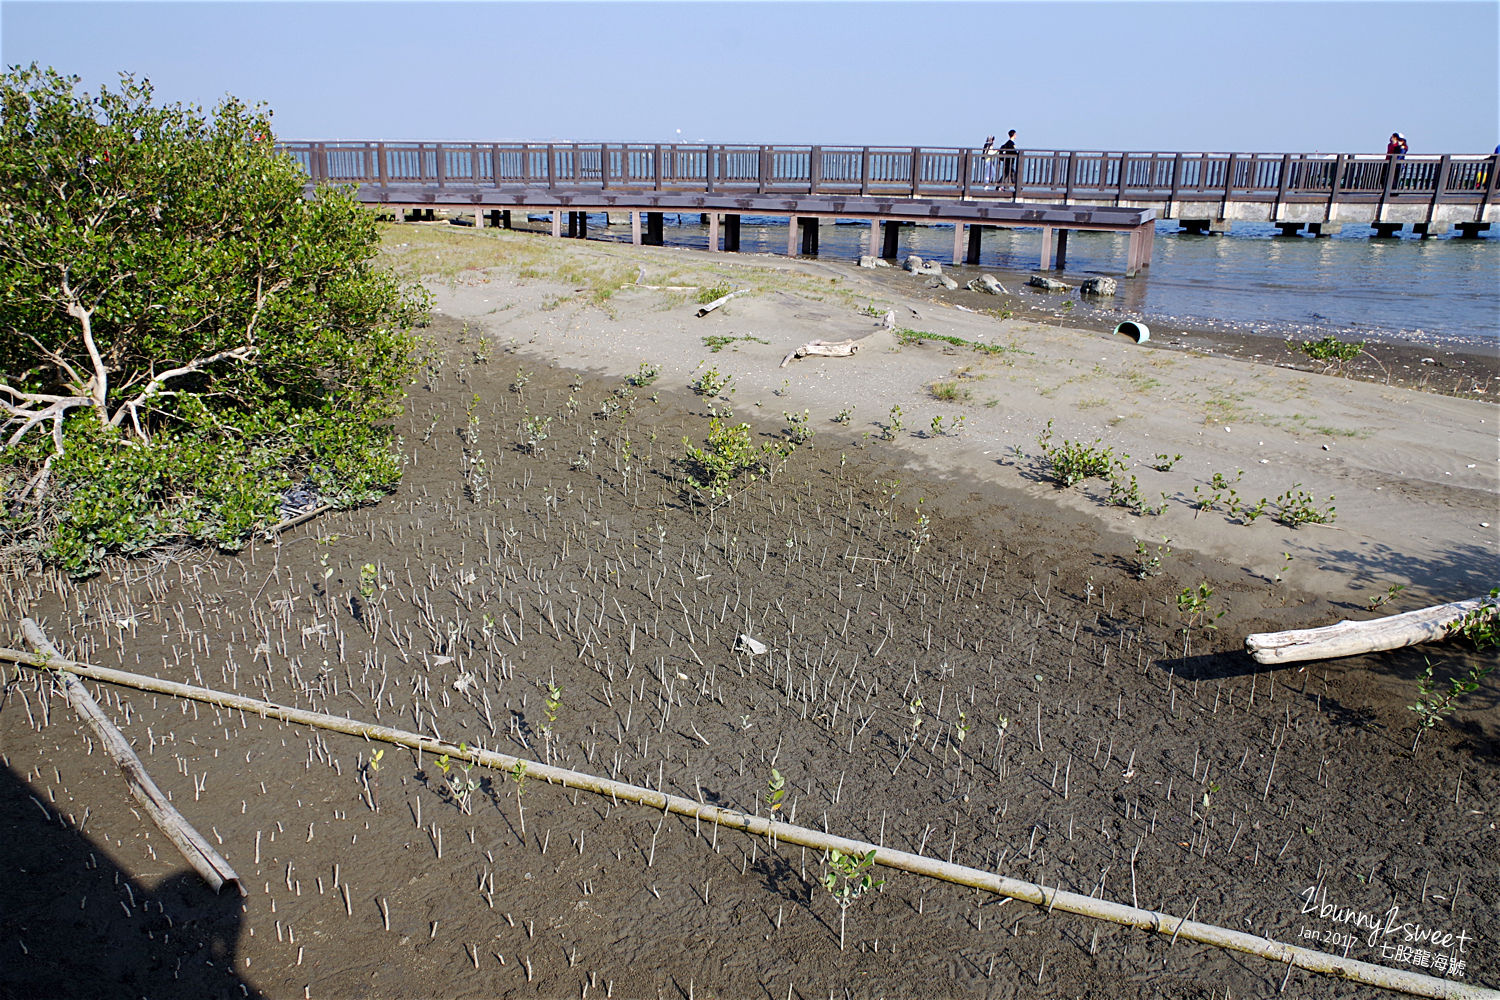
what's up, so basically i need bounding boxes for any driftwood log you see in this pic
[1244,597,1493,665]
[695,289,745,317]
[0,645,1486,998]
[20,619,242,894]
[779,337,864,368]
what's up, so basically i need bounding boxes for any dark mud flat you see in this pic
[2,316,1495,1000]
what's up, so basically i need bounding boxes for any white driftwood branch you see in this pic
[109,345,258,432]
[21,619,242,894]
[1244,597,1494,665]
[695,289,745,317]
[1,389,94,449]
[779,337,864,368]
[0,644,1487,998]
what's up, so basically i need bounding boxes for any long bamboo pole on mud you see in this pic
[3,641,1491,1000]
[17,621,241,894]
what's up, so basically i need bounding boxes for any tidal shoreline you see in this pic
[485,213,1499,399]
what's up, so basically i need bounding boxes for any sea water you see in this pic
[582,215,1499,351]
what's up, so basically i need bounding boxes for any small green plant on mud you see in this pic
[1193,470,1242,518]
[950,710,971,760]
[783,410,815,445]
[1409,603,1495,749]
[543,682,563,739]
[435,744,480,815]
[364,748,384,811]
[701,334,769,353]
[1368,583,1407,611]
[906,696,923,745]
[472,333,493,364]
[833,403,855,425]
[464,393,482,445]
[521,410,552,455]
[358,563,379,601]
[1176,583,1224,651]
[509,367,531,393]
[510,759,529,836]
[1200,781,1220,814]
[879,404,904,441]
[1132,538,1172,579]
[679,417,760,502]
[626,362,661,387]
[822,848,884,951]
[908,499,932,557]
[1037,420,1117,488]
[878,478,903,522]
[1108,469,1167,515]
[1273,485,1336,527]
[1300,336,1364,363]
[1151,453,1182,472]
[1447,590,1499,649]
[689,365,733,397]
[765,768,786,814]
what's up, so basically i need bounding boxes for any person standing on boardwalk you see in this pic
[1385,132,1408,188]
[999,129,1018,187]
[980,135,997,186]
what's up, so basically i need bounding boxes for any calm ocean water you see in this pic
[578,215,1499,352]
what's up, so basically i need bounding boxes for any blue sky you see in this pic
[3,1,1496,153]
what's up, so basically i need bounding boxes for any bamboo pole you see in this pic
[18,621,241,894]
[1245,597,1492,665]
[3,642,1490,1000]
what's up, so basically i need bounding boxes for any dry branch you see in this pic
[1244,597,1493,665]
[779,337,864,368]
[0,642,1486,999]
[19,620,242,894]
[695,289,745,317]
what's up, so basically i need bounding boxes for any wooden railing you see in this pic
[280,141,1500,208]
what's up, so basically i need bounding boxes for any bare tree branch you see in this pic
[109,345,257,434]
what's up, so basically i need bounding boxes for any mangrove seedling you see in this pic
[543,682,563,743]
[1176,583,1224,653]
[435,744,480,815]
[1273,485,1336,527]
[1132,538,1171,579]
[783,410,815,445]
[1300,336,1364,364]
[1409,656,1494,748]
[365,748,384,812]
[626,362,661,387]
[689,365,733,397]
[765,768,786,813]
[358,563,379,601]
[1368,583,1407,611]
[879,404,904,441]
[822,848,884,951]
[1037,420,1117,488]
[1151,453,1182,472]
[510,760,529,835]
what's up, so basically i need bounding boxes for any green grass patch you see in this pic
[895,329,1025,357]
[702,334,770,353]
